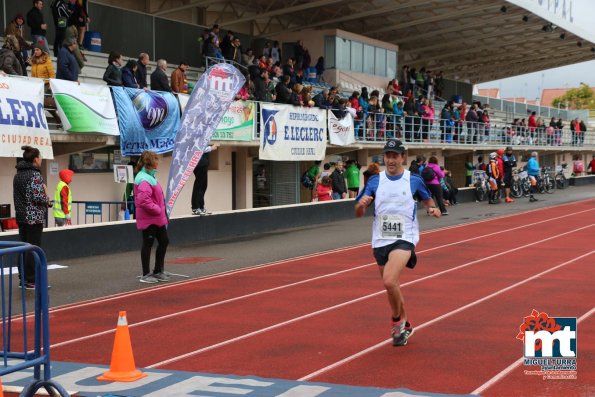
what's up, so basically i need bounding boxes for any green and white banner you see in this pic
[50,79,119,135]
[178,95,255,141]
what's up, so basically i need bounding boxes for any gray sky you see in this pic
[476,0,595,100]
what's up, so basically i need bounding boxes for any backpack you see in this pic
[301,171,314,189]
[421,166,436,182]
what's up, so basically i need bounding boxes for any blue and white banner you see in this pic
[0,76,53,159]
[165,64,244,217]
[328,111,355,146]
[112,87,181,156]
[259,104,326,161]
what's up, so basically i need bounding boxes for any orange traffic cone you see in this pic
[97,311,147,382]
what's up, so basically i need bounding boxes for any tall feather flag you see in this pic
[165,63,245,217]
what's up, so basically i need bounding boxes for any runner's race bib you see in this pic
[380,214,404,239]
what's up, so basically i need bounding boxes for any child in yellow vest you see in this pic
[53,169,74,226]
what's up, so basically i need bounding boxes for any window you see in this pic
[325,36,336,69]
[336,37,351,70]
[69,148,120,173]
[363,44,375,74]
[375,47,386,78]
[387,50,397,79]
[351,41,363,73]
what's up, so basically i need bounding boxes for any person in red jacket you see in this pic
[588,155,595,175]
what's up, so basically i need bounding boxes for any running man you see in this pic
[355,139,441,346]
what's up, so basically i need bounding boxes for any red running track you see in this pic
[11,199,595,396]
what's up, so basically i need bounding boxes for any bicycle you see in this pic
[539,167,555,194]
[554,163,568,189]
[510,169,524,198]
[473,170,489,202]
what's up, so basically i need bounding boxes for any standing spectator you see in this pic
[409,155,425,175]
[315,56,325,83]
[64,23,85,70]
[150,59,172,92]
[465,159,474,186]
[275,75,291,104]
[50,0,70,57]
[572,154,584,176]
[465,103,478,144]
[527,151,540,202]
[171,61,189,93]
[135,53,150,89]
[502,147,516,203]
[424,156,447,215]
[555,118,564,146]
[242,48,255,66]
[4,14,30,74]
[53,169,74,226]
[0,36,24,76]
[587,155,595,175]
[527,111,537,143]
[316,176,333,202]
[30,43,58,121]
[103,51,123,86]
[13,146,51,290]
[121,59,139,88]
[67,0,90,49]
[355,139,440,347]
[27,0,50,54]
[56,37,79,81]
[345,160,361,198]
[270,41,281,65]
[220,30,234,60]
[283,57,295,84]
[134,151,170,283]
[363,162,380,187]
[191,145,218,216]
[294,40,305,70]
[486,152,501,204]
[331,161,347,200]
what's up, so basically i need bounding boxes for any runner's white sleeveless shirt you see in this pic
[372,170,420,248]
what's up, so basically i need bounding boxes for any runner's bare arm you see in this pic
[422,198,441,218]
[355,195,373,217]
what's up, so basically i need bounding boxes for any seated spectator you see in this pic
[289,83,304,106]
[122,59,140,88]
[103,51,123,86]
[0,35,23,75]
[4,14,29,74]
[242,48,255,66]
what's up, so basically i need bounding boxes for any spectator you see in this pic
[220,30,234,59]
[587,155,595,175]
[528,111,537,143]
[270,41,281,64]
[50,0,69,57]
[4,14,30,74]
[30,43,57,121]
[572,154,584,176]
[331,161,347,200]
[424,156,447,215]
[27,0,50,54]
[134,151,170,283]
[13,146,51,290]
[103,51,123,86]
[64,23,85,70]
[315,56,325,83]
[262,42,272,58]
[316,176,333,202]
[275,75,291,104]
[150,59,172,92]
[67,0,90,49]
[465,104,478,144]
[527,151,540,202]
[250,67,267,102]
[302,47,311,70]
[345,160,361,198]
[0,36,24,76]
[442,169,458,205]
[242,48,255,66]
[570,118,586,146]
[294,40,305,70]
[464,159,474,186]
[56,37,79,81]
[283,57,295,84]
[121,59,140,88]
[555,118,564,146]
[400,65,410,94]
[289,83,304,106]
[171,61,189,93]
[363,162,380,187]
[475,155,486,171]
[409,154,425,175]
[53,169,74,227]
[135,53,150,88]
[486,152,500,204]
[191,144,218,216]
[204,35,220,62]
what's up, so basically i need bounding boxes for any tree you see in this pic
[551,83,595,110]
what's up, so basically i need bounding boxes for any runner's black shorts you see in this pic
[373,240,417,269]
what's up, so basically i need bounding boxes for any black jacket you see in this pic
[103,64,123,86]
[26,7,46,36]
[331,169,347,196]
[13,161,49,225]
[275,82,291,104]
[150,68,171,92]
[135,61,148,88]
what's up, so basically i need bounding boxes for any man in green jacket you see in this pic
[345,160,361,198]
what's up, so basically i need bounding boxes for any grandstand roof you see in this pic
[150,0,595,84]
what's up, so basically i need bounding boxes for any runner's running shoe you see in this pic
[392,320,414,346]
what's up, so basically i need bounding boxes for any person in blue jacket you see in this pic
[527,151,540,202]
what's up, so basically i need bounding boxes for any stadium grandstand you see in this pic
[0,0,594,222]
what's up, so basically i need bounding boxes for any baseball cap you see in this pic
[383,139,406,154]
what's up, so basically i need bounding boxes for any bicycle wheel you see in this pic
[544,176,555,193]
[522,179,531,197]
[555,174,566,189]
[511,181,523,198]
[475,186,486,202]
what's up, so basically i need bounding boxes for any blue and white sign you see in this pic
[259,104,326,161]
[112,87,180,156]
[165,64,244,217]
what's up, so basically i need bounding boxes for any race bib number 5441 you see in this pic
[380,214,404,239]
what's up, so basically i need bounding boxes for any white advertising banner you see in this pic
[328,111,355,146]
[50,79,119,135]
[0,76,53,159]
[259,103,326,161]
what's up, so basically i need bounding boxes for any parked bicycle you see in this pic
[473,170,489,202]
[555,163,568,189]
[539,167,555,194]
[510,169,524,198]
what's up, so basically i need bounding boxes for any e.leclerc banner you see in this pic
[0,76,53,159]
[50,79,119,135]
[259,103,326,161]
[328,111,355,146]
[165,64,244,217]
[112,87,180,156]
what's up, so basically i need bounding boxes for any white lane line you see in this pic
[470,307,595,396]
[298,249,594,381]
[48,205,595,314]
[144,226,593,368]
[50,222,593,351]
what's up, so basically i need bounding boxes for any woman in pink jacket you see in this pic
[424,156,448,215]
[134,151,170,284]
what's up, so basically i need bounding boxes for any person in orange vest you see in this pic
[486,152,500,204]
[53,169,74,226]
